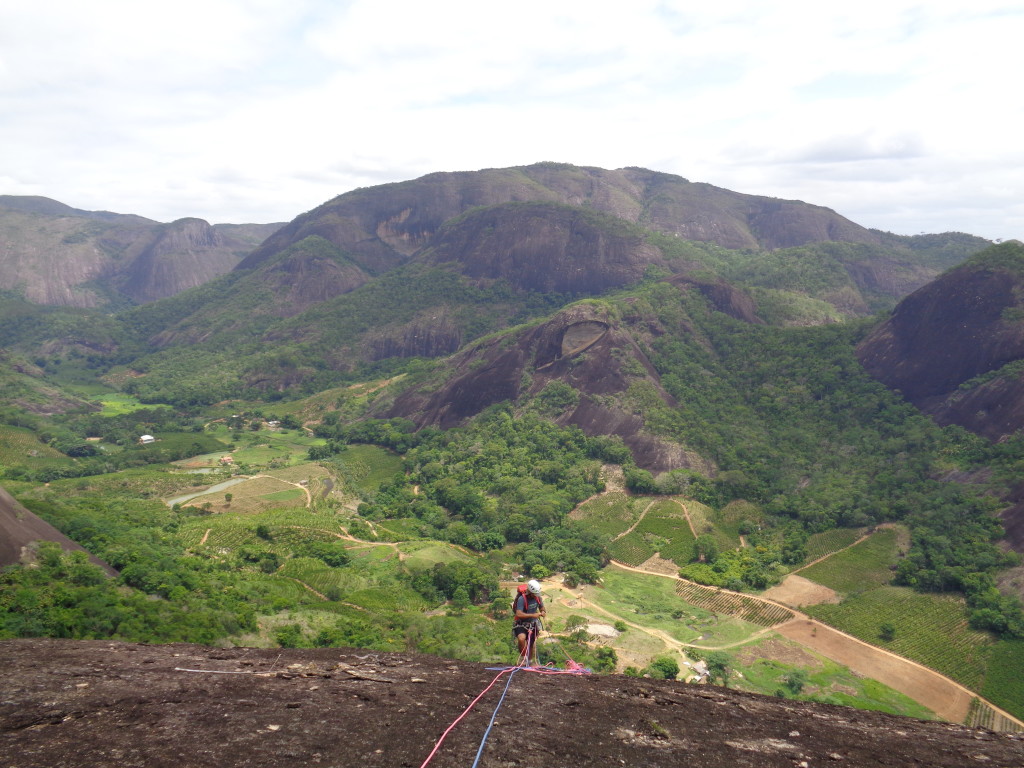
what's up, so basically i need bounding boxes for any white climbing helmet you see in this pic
[527,579,542,595]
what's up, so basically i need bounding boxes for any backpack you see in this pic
[512,584,543,616]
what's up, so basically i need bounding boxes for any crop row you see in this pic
[675,581,795,627]
[606,533,655,566]
[807,586,992,689]
[802,527,866,564]
[799,528,902,594]
[570,492,639,539]
[966,699,1024,733]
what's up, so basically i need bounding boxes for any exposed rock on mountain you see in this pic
[0,485,116,575]
[418,202,668,294]
[0,196,281,308]
[381,300,711,474]
[857,242,1024,440]
[240,163,883,276]
[2,639,1021,768]
[363,310,463,361]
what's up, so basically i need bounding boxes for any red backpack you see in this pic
[511,583,543,615]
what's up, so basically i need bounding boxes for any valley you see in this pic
[3,164,1024,749]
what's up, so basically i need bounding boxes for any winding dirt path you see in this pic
[607,560,1024,727]
[611,500,656,541]
[668,497,699,538]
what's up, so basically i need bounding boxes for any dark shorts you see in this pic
[513,622,537,639]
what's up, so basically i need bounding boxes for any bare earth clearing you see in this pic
[775,618,976,724]
[2,639,1022,768]
[763,574,841,607]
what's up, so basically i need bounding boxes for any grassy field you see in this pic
[731,636,937,720]
[177,475,309,513]
[580,567,761,647]
[92,392,172,416]
[398,541,474,569]
[568,492,641,539]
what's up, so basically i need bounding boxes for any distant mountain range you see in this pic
[0,195,282,307]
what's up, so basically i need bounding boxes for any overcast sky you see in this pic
[1,1,1021,240]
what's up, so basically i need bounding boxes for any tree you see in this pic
[693,534,718,563]
[647,656,680,680]
[783,669,807,695]
[705,651,731,686]
[879,621,896,642]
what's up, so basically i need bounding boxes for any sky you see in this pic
[1,0,1021,240]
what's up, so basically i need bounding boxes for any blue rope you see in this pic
[470,667,519,768]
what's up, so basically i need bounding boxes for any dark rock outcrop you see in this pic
[1,639,1022,767]
[381,301,711,474]
[857,242,1024,438]
[0,485,116,575]
[239,163,883,276]
[419,202,668,295]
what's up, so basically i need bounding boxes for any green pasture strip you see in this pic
[262,462,331,484]
[980,639,1024,721]
[733,638,937,720]
[262,488,305,502]
[372,518,427,542]
[94,393,171,416]
[802,527,868,565]
[675,581,795,627]
[591,567,763,647]
[180,475,306,512]
[398,541,474,569]
[806,585,993,690]
[798,527,904,594]
[330,444,404,493]
[568,492,640,539]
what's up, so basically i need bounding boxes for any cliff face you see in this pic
[0,198,280,308]
[419,202,668,295]
[240,163,882,276]
[1,639,1021,768]
[381,300,712,474]
[857,242,1024,438]
[0,485,116,575]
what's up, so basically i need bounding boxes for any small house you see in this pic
[139,435,155,444]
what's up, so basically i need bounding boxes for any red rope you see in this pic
[418,665,517,768]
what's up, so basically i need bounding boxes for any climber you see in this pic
[512,579,546,667]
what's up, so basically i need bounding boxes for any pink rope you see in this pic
[418,666,516,768]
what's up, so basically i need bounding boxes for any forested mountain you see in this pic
[0,164,980,407]
[5,164,1024,728]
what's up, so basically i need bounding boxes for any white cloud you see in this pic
[0,0,1021,239]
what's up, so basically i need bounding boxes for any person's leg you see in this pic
[514,627,529,664]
